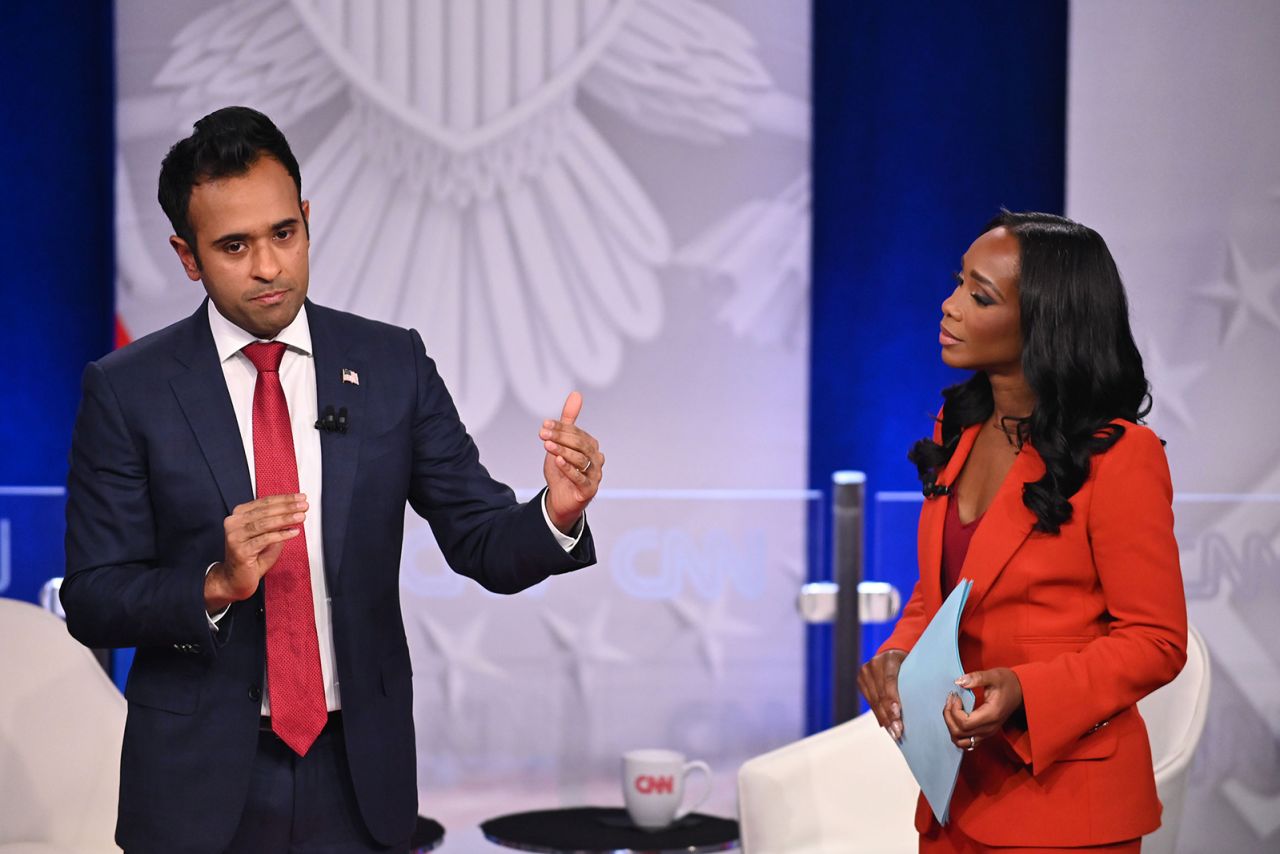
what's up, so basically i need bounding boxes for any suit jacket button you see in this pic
[248,685,262,702]
[257,607,265,618]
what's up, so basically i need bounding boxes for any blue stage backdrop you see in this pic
[0,1,114,605]
[806,0,1067,732]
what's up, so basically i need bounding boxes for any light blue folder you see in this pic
[895,578,975,825]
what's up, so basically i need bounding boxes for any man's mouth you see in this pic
[251,289,288,306]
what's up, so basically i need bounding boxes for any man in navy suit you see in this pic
[62,106,601,853]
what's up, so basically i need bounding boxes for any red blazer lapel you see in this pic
[959,441,1045,613]
[917,424,981,616]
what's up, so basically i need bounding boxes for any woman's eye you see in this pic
[971,291,995,307]
[952,271,964,288]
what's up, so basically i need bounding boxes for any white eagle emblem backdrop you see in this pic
[115,0,813,831]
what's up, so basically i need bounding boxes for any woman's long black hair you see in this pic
[909,211,1153,534]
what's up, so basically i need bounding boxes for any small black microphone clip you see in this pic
[315,405,348,434]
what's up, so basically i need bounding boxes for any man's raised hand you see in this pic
[540,391,603,535]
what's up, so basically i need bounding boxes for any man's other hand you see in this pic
[204,494,307,613]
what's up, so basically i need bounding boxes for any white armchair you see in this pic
[1137,624,1212,854]
[737,624,1212,854]
[737,708,918,854]
[0,597,124,854]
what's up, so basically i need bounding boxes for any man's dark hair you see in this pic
[158,106,304,266]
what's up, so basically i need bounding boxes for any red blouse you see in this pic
[941,491,984,594]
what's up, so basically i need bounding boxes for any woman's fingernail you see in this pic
[891,702,900,717]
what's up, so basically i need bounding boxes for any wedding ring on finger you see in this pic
[578,458,593,475]
[965,735,978,751]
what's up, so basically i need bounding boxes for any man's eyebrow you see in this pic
[210,218,301,246]
[211,231,249,246]
[969,268,1004,298]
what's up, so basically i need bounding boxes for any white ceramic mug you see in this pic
[622,749,712,830]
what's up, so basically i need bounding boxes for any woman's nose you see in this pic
[941,289,961,317]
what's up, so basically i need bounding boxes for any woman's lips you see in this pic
[939,325,962,345]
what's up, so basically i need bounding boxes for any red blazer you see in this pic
[880,418,1187,847]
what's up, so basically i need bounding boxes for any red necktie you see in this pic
[243,342,327,756]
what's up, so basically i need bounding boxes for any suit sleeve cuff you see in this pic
[204,562,230,631]
[1000,715,1034,765]
[541,491,584,552]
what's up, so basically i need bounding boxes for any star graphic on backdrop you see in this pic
[668,596,758,681]
[541,606,630,699]
[1141,337,1207,430]
[417,615,505,716]
[1197,240,1280,345]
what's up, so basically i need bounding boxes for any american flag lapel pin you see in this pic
[342,368,360,386]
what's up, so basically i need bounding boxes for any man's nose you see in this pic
[250,243,281,281]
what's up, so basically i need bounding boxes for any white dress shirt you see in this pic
[205,302,582,715]
[207,301,339,713]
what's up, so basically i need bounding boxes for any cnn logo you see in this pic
[634,774,675,795]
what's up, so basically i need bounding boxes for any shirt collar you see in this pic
[207,299,313,363]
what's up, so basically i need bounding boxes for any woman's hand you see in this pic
[858,649,907,741]
[944,667,1024,751]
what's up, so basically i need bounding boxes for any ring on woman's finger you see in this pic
[965,735,978,751]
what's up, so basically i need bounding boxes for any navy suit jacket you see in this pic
[62,300,594,853]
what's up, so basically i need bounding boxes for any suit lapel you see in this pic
[918,425,981,615]
[958,439,1045,613]
[170,303,254,514]
[307,303,364,589]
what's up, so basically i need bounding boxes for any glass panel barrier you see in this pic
[1169,492,1280,854]
[0,486,66,605]
[6,484,823,829]
[398,487,823,827]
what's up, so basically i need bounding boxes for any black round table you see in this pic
[480,806,739,853]
[409,815,445,852]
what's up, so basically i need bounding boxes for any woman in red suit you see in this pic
[858,211,1187,852]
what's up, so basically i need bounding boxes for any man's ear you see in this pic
[169,236,202,282]
[301,199,310,235]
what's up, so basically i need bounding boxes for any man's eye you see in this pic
[225,242,245,254]
[275,229,292,240]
